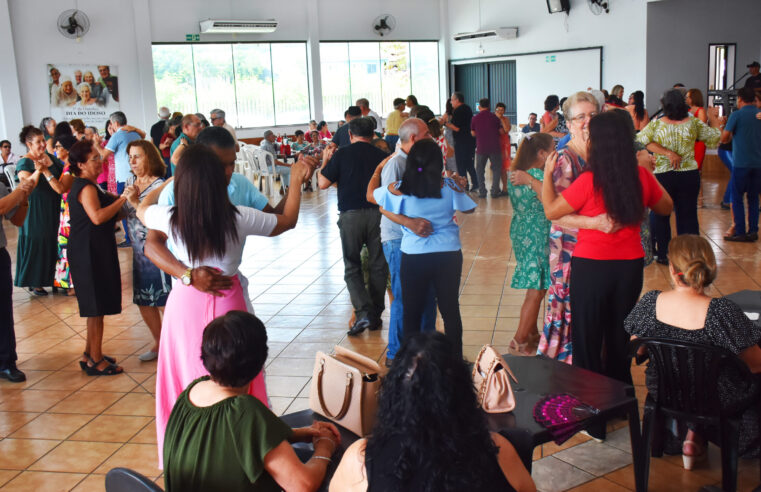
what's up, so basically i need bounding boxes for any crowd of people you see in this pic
[0,77,759,491]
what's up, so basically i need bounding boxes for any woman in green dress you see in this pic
[506,133,555,356]
[15,126,64,296]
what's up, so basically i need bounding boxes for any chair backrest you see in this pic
[262,151,276,175]
[4,164,16,191]
[105,467,163,492]
[629,337,758,423]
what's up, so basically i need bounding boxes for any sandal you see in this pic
[79,352,116,371]
[29,288,48,296]
[682,439,707,470]
[85,357,123,376]
[507,338,536,356]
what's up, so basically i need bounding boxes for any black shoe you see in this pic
[478,191,487,198]
[491,193,501,198]
[655,256,669,265]
[347,318,372,336]
[29,288,48,296]
[0,365,26,383]
[117,240,131,248]
[748,232,758,241]
[724,234,753,242]
[720,202,731,210]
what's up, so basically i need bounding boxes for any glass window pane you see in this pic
[233,44,275,128]
[192,44,237,126]
[348,42,381,116]
[410,42,441,114]
[271,44,310,125]
[380,42,411,117]
[320,43,351,122]
[152,45,197,116]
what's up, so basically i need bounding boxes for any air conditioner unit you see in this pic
[453,28,518,42]
[199,19,278,33]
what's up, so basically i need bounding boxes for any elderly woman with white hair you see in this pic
[52,77,78,107]
[74,83,97,107]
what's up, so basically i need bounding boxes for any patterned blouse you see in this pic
[635,115,720,174]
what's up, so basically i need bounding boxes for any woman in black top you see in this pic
[67,140,137,376]
[330,332,535,492]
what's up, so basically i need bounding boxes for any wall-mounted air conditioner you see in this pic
[453,28,518,42]
[199,19,278,34]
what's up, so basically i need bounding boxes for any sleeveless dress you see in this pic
[67,178,122,317]
[690,108,707,170]
[54,164,73,288]
[507,167,550,289]
[499,116,512,171]
[14,155,63,288]
[537,148,587,363]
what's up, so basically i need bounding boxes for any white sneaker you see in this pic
[138,351,158,362]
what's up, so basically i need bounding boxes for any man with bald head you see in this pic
[374,118,437,365]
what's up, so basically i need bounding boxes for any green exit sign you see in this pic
[186,34,200,42]
[545,55,556,63]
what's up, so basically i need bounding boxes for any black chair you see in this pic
[105,468,164,492]
[629,338,761,492]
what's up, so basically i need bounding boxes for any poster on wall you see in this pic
[47,64,120,129]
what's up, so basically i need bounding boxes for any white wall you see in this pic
[445,0,647,124]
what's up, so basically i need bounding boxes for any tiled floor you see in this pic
[1,171,760,491]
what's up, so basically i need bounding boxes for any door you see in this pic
[453,60,517,123]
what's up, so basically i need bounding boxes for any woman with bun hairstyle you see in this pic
[625,234,761,468]
[15,125,64,296]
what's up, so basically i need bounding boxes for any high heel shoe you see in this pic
[507,338,535,356]
[682,439,707,470]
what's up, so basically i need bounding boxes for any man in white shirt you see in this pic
[210,108,239,151]
[356,98,382,132]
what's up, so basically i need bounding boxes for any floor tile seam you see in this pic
[0,470,20,487]
[8,412,98,441]
[552,451,632,478]
[25,438,126,476]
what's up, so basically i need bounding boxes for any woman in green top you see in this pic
[507,133,554,356]
[635,89,722,261]
[164,311,340,492]
[15,126,64,295]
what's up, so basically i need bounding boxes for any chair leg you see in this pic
[651,411,666,458]
[719,418,740,492]
[638,405,656,492]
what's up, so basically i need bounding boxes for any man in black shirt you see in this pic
[150,107,170,147]
[745,61,761,90]
[319,117,388,335]
[445,92,478,190]
[332,106,362,148]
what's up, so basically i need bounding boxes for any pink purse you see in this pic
[472,345,518,413]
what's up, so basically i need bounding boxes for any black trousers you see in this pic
[454,141,478,189]
[570,257,643,386]
[649,169,700,257]
[0,248,17,368]
[401,250,463,358]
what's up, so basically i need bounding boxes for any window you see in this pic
[319,41,440,122]
[152,43,310,128]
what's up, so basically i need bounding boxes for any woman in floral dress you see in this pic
[506,133,553,355]
[52,135,77,295]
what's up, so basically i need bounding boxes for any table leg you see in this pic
[627,401,646,492]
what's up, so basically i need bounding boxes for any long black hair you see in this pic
[587,112,643,226]
[366,332,499,492]
[170,145,239,263]
[398,139,443,199]
[631,90,645,120]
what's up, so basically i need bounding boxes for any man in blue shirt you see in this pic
[331,106,362,148]
[98,111,141,246]
[522,113,540,133]
[722,87,761,241]
[158,126,318,313]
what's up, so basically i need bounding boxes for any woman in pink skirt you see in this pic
[137,144,312,463]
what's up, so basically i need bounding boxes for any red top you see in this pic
[561,166,663,260]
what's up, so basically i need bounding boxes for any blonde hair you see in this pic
[511,133,553,171]
[667,235,717,290]
[563,91,600,119]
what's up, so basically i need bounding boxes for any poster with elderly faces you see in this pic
[48,64,120,128]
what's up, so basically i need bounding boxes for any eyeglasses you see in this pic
[570,112,598,123]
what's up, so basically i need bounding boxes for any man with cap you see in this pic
[745,62,761,90]
[150,107,170,148]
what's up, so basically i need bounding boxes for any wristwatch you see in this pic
[180,268,193,286]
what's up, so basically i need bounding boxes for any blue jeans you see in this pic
[382,239,436,360]
[718,148,733,204]
[116,181,130,244]
[384,135,399,150]
[730,167,761,235]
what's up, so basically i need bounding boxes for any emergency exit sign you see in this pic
[545,55,556,62]
[186,34,200,41]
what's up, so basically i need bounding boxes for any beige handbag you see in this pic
[309,346,382,436]
[472,345,518,413]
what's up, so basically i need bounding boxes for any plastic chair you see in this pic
[629,338,761,492]
[104,467,163,492]
[3,164,16,191]
[257,149,278,196]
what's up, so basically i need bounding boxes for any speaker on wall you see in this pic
[546,0,570,14]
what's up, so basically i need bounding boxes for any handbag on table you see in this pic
[472,344,518,413]
[309,345,382,436]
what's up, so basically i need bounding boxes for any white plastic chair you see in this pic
[3,164,16,191]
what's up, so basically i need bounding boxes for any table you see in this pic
[281,354,645,492]
[724,290,761,327]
